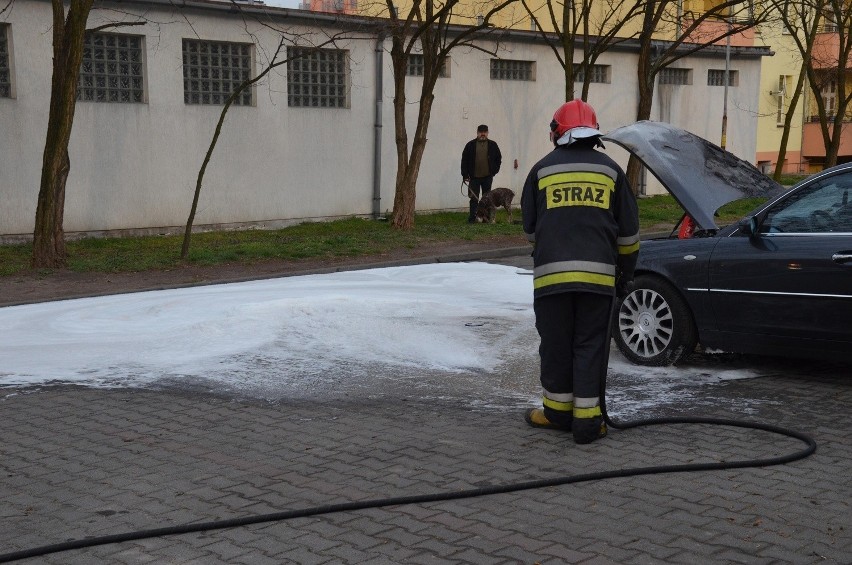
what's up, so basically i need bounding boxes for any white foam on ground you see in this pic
[1,262,766,412]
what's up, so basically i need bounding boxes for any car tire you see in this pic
[613,275,697,366]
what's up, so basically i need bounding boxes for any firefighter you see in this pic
[521,99,640,444]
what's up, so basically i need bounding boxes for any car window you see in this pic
[760,172,852,234]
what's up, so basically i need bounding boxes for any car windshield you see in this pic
[761,172,852,234]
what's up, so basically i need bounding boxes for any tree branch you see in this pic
[86,20,146,33]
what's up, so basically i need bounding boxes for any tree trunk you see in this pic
[627,6,657,194]
[391,91,435,230]
[825,115,842,167]
[389,39,412,230]
[32,0,93,268]
[627,53,655,193]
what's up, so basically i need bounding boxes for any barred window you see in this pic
[775,75,790,125]
[183,40,253,106]
[821,9,838,32]
[287,47,349,108]
[575,64,610,84]
[707,69,738,86]
[78,33,145,103]
[658,68,691,85]
[406,54,449,77]
[490,59,535,81]
[0,26,11,98]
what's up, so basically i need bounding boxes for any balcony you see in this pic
[812,32,844,70]
[680,17,757,47]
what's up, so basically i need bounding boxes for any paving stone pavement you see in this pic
[1,252,851,564]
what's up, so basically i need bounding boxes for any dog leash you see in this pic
[461,179,478,201]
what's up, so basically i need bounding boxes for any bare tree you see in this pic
[521,0,644,100]
[181,18,350,258]
[31,1,144,268]
[768,0,823,180]
[804,0,852,167]
[378,0,517,230]
[625,0,764,189]
[31,0,95,268]
[181,38,288,260]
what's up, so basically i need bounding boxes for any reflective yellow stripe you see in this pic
[538,172,615,191]
[542,396,573,413]
[618,241,640,255]
[574,406,602,419]
[534,271,615,289]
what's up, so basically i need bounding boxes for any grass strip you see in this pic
[0,196,765,277]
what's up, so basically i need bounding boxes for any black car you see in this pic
[603,121,852,366]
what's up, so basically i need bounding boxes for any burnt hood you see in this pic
[603,121,782,230]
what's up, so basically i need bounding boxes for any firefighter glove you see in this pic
[616,278,634,299]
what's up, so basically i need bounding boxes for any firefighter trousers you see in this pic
[533,292,613,426]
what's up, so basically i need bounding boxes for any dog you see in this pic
[475,187,515,224]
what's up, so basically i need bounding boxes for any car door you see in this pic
[708,170,852,344]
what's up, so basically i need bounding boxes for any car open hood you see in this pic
[603,121,782,230]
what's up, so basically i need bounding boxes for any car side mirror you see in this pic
[738,216,758,237]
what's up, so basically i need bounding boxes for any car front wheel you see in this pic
[613,275,697,366]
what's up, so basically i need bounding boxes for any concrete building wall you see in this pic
[0,0,766,239]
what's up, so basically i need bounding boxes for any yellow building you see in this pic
[752,19,808,174]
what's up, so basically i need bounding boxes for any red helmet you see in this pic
[550,99,600,140]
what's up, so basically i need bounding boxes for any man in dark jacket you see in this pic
[461,124,502,223]
[521,100,639,444]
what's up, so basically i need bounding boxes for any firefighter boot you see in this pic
[524,408,572,431]
[572,416,607,444]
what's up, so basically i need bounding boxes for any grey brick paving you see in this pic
[2,255,852,564]
[2,371,851,565]
[0,375,852,564]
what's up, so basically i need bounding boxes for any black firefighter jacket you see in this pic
[521,142,640,300]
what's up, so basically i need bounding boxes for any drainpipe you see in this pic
[372,33,385,219]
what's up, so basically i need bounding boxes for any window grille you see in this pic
[490,59,535,81]
[822,10,838,32]
[707,69,738,86]
[658,68,690,85]
[183,40,253,106]
[575,64,610,84]
[775,75,789,125]
[287,47,349,108]
[406,54,449,77]
[0,26,10,98]
[821,78,837,117]
[78,33,145,103]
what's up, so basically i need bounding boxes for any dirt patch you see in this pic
[0,236,529,307]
